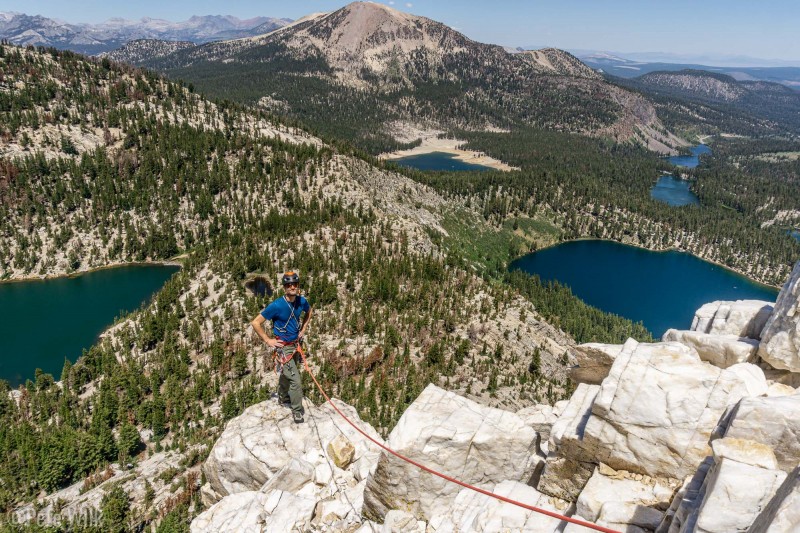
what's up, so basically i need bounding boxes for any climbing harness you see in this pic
[273,295,302,338]
[294,343,621,533]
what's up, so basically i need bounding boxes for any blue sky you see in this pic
[3,0,799,64]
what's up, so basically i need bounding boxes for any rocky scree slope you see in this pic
[137,1,683,154]
[188,261,800,532]
[1,44,584,529]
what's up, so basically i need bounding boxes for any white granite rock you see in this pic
[203,397,383,501]
[260,457,314,494]
[362,384,540,521]
[427,480,569,533]
[537,383,600,500]
[758,261,800,371]
[766,382,797,396]
[382,510,427,532]
[516,401,566,454]
[190,489,317,533]
[716,394,800,472]
[567,340,630,385]
[691,300,773,339]
[662,329,759,368]
[575,340,767,479]
[667,438,787,533]
[748,465,800,533]
[575,467,678,530]
[310,478,368,530]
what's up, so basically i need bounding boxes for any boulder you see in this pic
[427,480,569,533]
[664,438,787,533]
[575,466,679,531]
[715,394,800,472]
[690,300,773,339]
[327,434,356,469]
[567,340,630,385]
[662,329,759,368]
[758,261,800,371]
[537,383,599,500]
[203,397,383,501]
[748,465,800,533]
[190,489,317,533]
[362,384,540,521]
[575,340,768,479]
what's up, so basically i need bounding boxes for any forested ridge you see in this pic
[0,44,656,530]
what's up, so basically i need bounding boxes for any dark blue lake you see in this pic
[791,230,800,242]
[0,265,179,387]
[390,151,492,171]
[668,144,712,168]
[651,175,700,206]
[510,240,778,337]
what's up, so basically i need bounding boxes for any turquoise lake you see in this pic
[0,265,179,387]
[390,151,492,171]
[650,175,700,206]
[668,144,712,168]
[510,240,778,337]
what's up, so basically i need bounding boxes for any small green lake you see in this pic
[510,240,778,337]
[668,144,712,169]
[650,175,700,206]
[390,151,492,171]
[0,265,179,387]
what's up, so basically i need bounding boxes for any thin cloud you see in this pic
[406,3,413,7]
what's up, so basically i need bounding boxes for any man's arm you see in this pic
[299,307,313,340]
[251,314,278,348]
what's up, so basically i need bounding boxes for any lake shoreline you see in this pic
[378,133,518,172]
[510,238,780,337]
[0,259,184,284]
[521,237,782,291]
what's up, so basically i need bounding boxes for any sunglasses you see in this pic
[284,282,299,288]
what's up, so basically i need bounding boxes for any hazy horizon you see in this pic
[2,0,799,65]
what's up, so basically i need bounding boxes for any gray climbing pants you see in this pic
[278,354,304,417]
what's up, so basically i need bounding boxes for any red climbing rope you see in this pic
[295,345,620,533]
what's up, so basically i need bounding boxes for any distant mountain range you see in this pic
[0,12,292,55]
[578,52,800,90]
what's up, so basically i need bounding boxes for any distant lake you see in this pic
[0,265,179,387]
[510,240,778,338]
[791,230,800,242]
[651,175,700,206]
[390,151,492,171]
[668,144,712,168]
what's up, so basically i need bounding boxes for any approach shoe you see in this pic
[293,412,304,424]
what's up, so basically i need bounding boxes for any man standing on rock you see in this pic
[251,271,313,424]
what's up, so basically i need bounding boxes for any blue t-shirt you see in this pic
[261,296,310,342]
